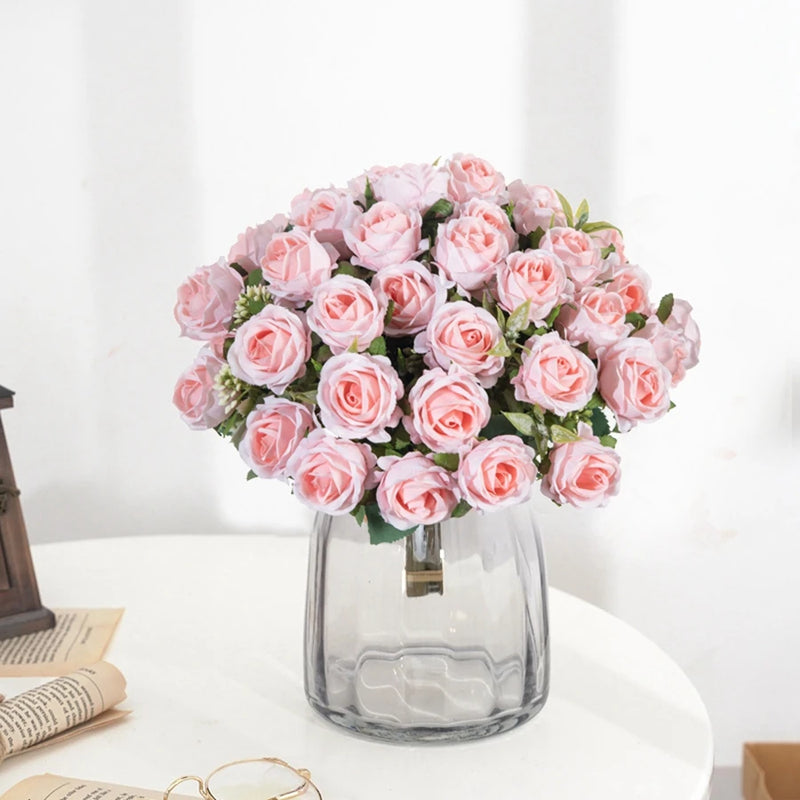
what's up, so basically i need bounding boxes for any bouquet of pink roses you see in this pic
[173,154,699,543]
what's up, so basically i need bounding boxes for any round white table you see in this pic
[0,536,713,800]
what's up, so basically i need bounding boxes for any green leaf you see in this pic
[450,499,471,519]
[575,198,590,227]
[384,299,395,325]
[480,414,516,438]
[528,226,546,248]
[581,220,623,235]
[555,190,574,227]
[368,336,387,356]
[246,469,258,481]
[544,304,561,328]
[495,304,507,330]
[432,452,460,471]
[590,407,611,438]
[505,300,531,338]
[656,293,674,324]
[364,176,376,210]
[347,338,359,353]
[245,268,264,287]
[503,411,536,437]
[600,243,617,259]
[502,202,515,227]
[366,504,413,545]
[551,424,580,443]
[351,504,367,526]
[625,311,648,332]
[229,262,248,278]
[335,260,359,277]
[424,198,455,220]
[488,337,512,357]
[599,435,617,449]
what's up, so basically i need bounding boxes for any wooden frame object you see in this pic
[0,386,55,639]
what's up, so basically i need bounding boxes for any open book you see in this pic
[0,774,173,800]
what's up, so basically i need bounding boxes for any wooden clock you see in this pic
[0,386,55,639]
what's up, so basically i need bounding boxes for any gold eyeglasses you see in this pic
[164,757,323,800]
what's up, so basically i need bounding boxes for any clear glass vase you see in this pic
[303,503,549,743]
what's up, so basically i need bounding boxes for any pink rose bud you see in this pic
[461,198,517,250]
[405,368,491,454]
[238,398,315,480]
[540,227,603,289]
[286,429,377,515]
[634,299,700,386]
[590,227,627,263]
[415,301,505,388]
[512,332,598,416]
[376,453,459,529]
[433,214,510,294]
[289,187,360,256]
[457,435,537,512]
[371,261,448,336]
[174,259,244,341]
[506,181,567,235]
[227,305,310,394]
[541,423,621,508]
[173,347,228,430]
[228,214,288,272]
[306,275,386,354]
[557,286,631,358]
[445,153,507,204]
[316,353,403,443]
[496,249,572,325]
[607,264,652,315]
[260,228,337,306]
[344,200,424,271]
[371,163,450,212]
[598,337,672,432]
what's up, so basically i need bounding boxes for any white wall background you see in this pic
[1,0,798,788]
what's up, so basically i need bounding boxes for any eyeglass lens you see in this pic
[207,760,321,800]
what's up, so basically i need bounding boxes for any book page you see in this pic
[0,609,124,677]
[0,774,174,800]
[0,661,126,760]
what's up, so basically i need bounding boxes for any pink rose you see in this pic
[457,435,537,512]
[540,227,603,289]
[590,227,627,263]
[228,214,288,272]
[174,259,244,341]
[306,275,386,354]
[634,299,700,386]
[598,337,672,431]
[344,201,424,271]
[371,163,450,212]
[346,165,392,205]
[433,214,510,294]
[289,187,360,255]
[376,453,459,529]
[371,261,448,336]
[461,198,517,250]
[260,229,337,306]
[287,429,377,515]
[173,348,228,430]
[227,305,310,394]
[316,353,403,443]
[415,301,505,388]
[406,368,491,453]
[607,264,652,315]
[446,153,506,204]
[238,398,315,479]
[507,181,567,234]
[496,249,572,325]
[557,287,631,358]
[512,332,598,416]
[541,423,621,508]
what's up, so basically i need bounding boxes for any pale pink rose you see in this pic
[607,264,652,315]
[634,299,700,386]
[446,153,507,204]
[506,181,567,234]
[496,249,572,325]
[541,423,621,508]
[415,301,505,388]
[598,337,672,432]
[590,227,627,263]
[405,368,491,454]
[238,398,315,480]
[371,261,448,336]
[289,187,360,255]
[461,198,517,250]
[227,305,310,394]
[376,453,459,529]
[260,229,337,306]
[286,429,377,515]
[512,332,598,416]
[344,201,424,271]
[457,435,537,512]
[228,214,288,272]
[174,259,244,341]
[173,348,227,430]
[433,214,510,294]
[371,163,450,212]
[540,227,603,289]
[557,287,631,358]
[306,275,386,354]
[316,353,403,443]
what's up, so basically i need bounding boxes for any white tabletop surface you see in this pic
[0,535,713,800]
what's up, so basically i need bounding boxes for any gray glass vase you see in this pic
[303,502,549,742]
